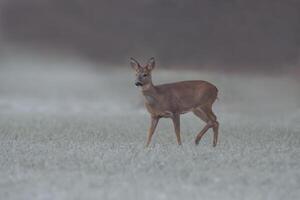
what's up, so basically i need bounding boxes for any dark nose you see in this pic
[135,82,143,86]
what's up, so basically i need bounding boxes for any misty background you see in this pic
[0,1,300,200]
[0,0,300,72]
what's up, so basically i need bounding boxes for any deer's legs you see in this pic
[145,116,159,147]
[193,106,219,146]
[205,109,219,147]
[193,108,213,145]
[212,120,219,147]
[201,106,219,147]
[195,124,213,145]
[171,114,182,145]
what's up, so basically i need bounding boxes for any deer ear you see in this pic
[146,57,155,71]
[130,57,141,70]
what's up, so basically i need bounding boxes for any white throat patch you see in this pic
[144,95,156,104]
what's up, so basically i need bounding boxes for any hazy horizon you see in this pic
[1,0,300,72]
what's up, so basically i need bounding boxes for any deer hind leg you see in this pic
[193,105,219,147]
[193,108,213,145]
[202,105,219,147]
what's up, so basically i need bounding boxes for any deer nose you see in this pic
[135,82,143,86]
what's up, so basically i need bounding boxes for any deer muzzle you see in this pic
[135,82,143,86]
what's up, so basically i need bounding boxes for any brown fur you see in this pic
[131,57,219,147]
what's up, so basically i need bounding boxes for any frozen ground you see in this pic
[0,58,300,200]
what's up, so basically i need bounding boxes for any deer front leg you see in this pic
[145,116,159,147]
[172,114,182,145]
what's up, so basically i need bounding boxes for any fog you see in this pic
[0,1,300,199]
[0,58,300,199]
[1,0,300,72]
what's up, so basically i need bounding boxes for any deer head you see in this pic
[130,57,155,87]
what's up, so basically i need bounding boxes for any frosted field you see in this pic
[0,59,300,200]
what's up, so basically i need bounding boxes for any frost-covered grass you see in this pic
[0,60,299,200]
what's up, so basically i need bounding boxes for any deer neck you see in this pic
[141,83,158,104]
[141,82,155,93]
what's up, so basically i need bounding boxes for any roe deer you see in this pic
[130,57,219,147]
